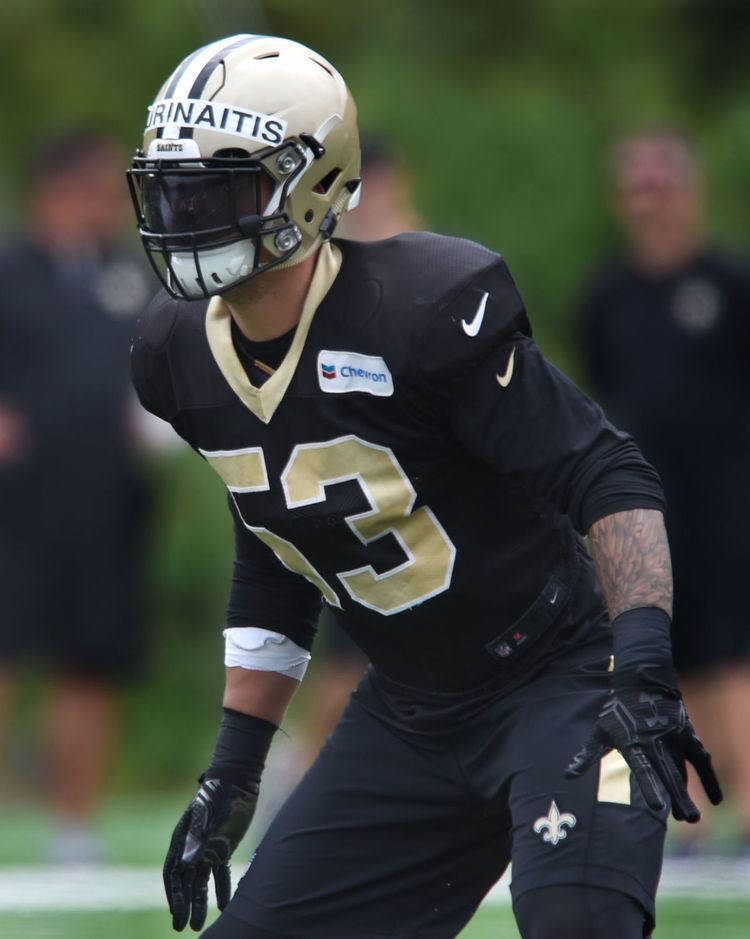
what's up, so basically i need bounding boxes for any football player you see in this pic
[128,36,721,939]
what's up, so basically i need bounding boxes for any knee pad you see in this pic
[200,910,289,939]
[514,884,648,939]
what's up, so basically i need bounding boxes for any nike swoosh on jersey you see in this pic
[461,291,489,337]
[495,347,516,387]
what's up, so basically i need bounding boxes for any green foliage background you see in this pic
[2,0,750,790]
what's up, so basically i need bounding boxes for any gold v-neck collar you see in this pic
[205,241,342,424]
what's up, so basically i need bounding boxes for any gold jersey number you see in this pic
[200,435,456,616]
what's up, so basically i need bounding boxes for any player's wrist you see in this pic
[610,606,674,673]
[202,707,277,789]
[610,663,680,694]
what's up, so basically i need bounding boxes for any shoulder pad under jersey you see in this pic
[335,233,529,390]
[133,289,183,354]
[131,289,208,422]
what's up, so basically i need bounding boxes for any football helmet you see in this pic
[127,35,361,299]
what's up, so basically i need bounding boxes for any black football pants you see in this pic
[202,656,665,938]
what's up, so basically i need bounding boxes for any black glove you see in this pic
[566,664,722,822]
[163,709,276,931]
[164,775,258,931]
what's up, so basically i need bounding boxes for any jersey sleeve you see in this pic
[226,497,323,651]
[412,254,531,395]
[448,333,666,533]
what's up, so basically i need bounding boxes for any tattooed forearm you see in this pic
[588,509,673,620]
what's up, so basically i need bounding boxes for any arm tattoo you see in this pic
[589,509,673,619]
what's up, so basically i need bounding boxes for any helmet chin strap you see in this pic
[271,235,321,273]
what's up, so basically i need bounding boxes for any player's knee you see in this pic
[514,884,647,939]
[200,910,288,939]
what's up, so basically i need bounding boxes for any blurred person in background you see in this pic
[0,130,154,862]
[338,136,423,242]
[579,128,750,855]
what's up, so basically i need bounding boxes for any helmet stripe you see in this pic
[157,34,261,139]
[179,34,263,140]
[188,34,261,98]
[162,45,207,99]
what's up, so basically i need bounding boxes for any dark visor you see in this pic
[138,169,265,239]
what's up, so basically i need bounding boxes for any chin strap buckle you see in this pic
[319,209,338,239]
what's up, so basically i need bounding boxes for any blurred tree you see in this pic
[669,0,750,107]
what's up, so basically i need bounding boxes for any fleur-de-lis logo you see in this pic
[533,800,577,845]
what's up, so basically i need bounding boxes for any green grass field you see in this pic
[1,799,747,938]
[2,900,749,939]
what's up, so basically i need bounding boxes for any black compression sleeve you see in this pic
[203,708,277,788]
[611,606,674,671]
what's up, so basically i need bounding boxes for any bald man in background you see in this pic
[579,129,750,855]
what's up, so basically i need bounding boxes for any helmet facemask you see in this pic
[127,142,310,300]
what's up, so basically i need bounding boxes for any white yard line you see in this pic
[0,859,746,912]
[0,867,164,911]
[651,857,750,898]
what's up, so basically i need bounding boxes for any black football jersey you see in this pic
[132,233,664,691]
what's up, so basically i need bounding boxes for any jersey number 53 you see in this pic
[201,435,456,615]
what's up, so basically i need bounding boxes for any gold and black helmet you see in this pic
[128,35,361,299]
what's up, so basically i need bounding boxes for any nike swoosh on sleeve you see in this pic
[495,347,515,387]
[461,291,489,337]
